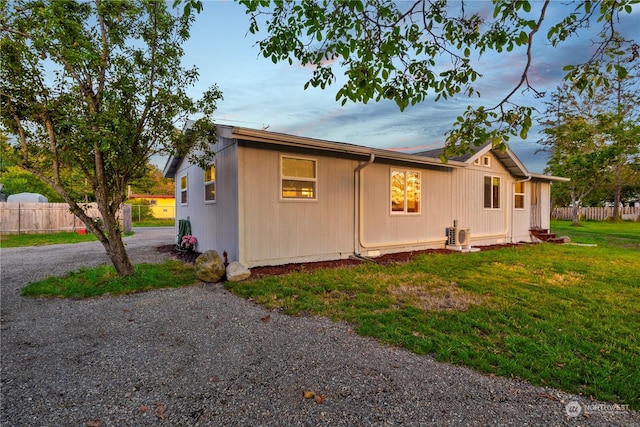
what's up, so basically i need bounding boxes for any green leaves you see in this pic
[1,0,220,274]
[444,103,534,158]
[540,56,640,210]
[229,0,638,159]
[613,64,629,79]
[241,1,493,117]
[173,0,203,18]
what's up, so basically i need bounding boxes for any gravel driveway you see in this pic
[1,228,638,426]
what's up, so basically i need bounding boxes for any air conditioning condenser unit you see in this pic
[446,227,471,246]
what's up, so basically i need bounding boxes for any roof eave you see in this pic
[162,154,181,179]
[529,172,571,182]
[231,127,464,168]
[489,146,530,178]
[163,119,203,179]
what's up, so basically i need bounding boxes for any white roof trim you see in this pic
[529,172,571,182]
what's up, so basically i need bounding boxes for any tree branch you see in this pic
[494,0,549,109]
[95,0,108,99]
[136,2,158,141]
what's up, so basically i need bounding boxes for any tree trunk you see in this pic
[613,164,622,221]
[68,202,135,276]
[103,229,135,277]
[571,192,580,226]
[97,202,135,277]
[66,200,135,276]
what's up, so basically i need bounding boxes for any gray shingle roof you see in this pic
[413,142,490,162]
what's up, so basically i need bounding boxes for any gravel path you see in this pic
[1,228,638,426]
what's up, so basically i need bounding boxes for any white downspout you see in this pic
[354,154,375,256]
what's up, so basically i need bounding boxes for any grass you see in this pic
[1,230,142,248]
[1,219,174,249]
[551,219,640,248]
[21,259,196,298]
[0,231,99,248]
[226,220,640,409]
[133,218,175,227]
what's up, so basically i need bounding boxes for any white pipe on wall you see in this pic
[353,154,375,256]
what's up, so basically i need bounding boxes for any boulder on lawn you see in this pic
[194,250,226,283]
[226,261,251,282]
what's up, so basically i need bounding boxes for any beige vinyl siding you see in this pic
[173,137,240,260]
[174,164,197,229]
[203,138,239,260]
[238,146,356,266]
[451,153,510,245]
[511,180,532,242]
[359,153,534,250]
[360,163,451,249]
[170,125,561,266]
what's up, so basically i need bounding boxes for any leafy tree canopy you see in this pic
[129,164,175,196]
[1,0,221,275]
[540,54,640,223]
[1,131,93,201]
[0,165,64,202]
[236,0,638,158]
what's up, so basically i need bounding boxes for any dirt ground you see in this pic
[157,243,522,279]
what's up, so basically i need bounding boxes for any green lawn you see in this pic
[21,259,196,298]
[226,220,640,409]
[551,219,640,248]
[132,218,175,227]
[1,219,174,248]
[0,231,99,248]
[0,228,156,248]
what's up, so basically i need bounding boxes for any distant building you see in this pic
[6,192,48,203]
[128,194,175,219]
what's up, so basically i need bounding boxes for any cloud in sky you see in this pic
[178,1,638,174]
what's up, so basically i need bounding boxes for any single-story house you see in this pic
[163,125,568,267]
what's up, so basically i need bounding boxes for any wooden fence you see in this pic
[0,203,132,235]
[552,206,640,221]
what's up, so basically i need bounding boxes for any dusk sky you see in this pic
[175,1,640,174]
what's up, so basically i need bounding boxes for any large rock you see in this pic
[194,250,226,283]
[226,261,251,282]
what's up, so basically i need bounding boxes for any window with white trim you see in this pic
[281,156,317,199]
[180,174,188,205]
[204,163,216,202]
[484,176,500,209]
[391,169,421,214]
[514,181,525,209]
[474,155,491,166]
